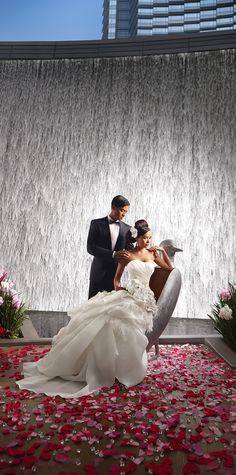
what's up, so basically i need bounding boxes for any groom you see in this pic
[87,195,132,298]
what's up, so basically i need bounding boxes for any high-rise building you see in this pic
[102,0,236,39]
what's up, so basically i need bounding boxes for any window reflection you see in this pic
[103,0,236,39]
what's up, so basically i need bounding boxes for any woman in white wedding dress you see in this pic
[16,220,173,398]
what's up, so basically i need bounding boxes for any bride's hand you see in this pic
[148,246,164,253]
[115,286,126,291]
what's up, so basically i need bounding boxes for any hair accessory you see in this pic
[130,226,138,238]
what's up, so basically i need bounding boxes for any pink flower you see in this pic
[219,288,231,301]
[9,288,17,297]
[0,296,3,306]
[12,295,22,309]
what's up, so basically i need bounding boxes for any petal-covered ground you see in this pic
[0,344,235,475]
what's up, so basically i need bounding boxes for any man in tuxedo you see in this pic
[87,195,132,298]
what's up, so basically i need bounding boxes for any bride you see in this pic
[16,220,173,398]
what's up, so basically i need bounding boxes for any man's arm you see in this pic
[87,220,113,259]
[87,220,130,262]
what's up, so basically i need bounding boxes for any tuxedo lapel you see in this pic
[101,217,112,250]
[114,221,126,251]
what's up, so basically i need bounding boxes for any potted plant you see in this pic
[0,271,28,339]
[209,282,236,352]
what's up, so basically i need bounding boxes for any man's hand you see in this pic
[113,250,130,262]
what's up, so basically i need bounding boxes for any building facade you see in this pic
[102,0,236,38]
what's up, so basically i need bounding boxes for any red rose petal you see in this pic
[22,455,37,468]
[206,461,220,470]
[39,452,51,461]
[182,462,200,474]
[54,453,69,463]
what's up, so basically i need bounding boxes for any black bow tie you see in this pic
[108,218,120,224]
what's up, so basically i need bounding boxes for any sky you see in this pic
[0,0,103,41]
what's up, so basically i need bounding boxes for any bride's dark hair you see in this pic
[127,219,151,244]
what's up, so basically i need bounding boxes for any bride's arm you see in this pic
[151,247,173,270]
[114,262,127,291]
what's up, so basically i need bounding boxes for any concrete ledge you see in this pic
[0,334,218,347]
[21,318,39,339]
[0,30,235,60]
[205,337,236,369]
[28,310,69,338]
[0,338,52,347]
[159,334,216,344]
[26,311,217,339]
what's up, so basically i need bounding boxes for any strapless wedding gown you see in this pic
[16,261,157,398]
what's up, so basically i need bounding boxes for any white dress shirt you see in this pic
[108,216,120,252]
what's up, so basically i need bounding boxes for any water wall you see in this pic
[0,49,235,317]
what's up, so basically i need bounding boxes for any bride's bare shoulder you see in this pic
[127,250,137,258]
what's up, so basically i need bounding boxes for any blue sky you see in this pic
[0,0,103,41]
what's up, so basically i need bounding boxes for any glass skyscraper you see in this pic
[102,0,236,38]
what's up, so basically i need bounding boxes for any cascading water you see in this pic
[0,50,235,318]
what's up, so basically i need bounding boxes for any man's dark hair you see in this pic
[111,195,130,208]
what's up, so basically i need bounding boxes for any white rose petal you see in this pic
[219,304,233,320]
[1,281,9,293]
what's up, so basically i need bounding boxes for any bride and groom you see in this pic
[17,195,173,398]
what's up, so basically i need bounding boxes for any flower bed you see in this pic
[0,344,235,474]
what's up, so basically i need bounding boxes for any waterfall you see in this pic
[0,50,235,318]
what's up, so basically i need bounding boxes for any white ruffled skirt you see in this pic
[16,289,155,398]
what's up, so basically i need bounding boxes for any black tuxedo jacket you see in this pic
[87,216,132,298]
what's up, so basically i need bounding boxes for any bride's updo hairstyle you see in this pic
[127,219,150,243]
